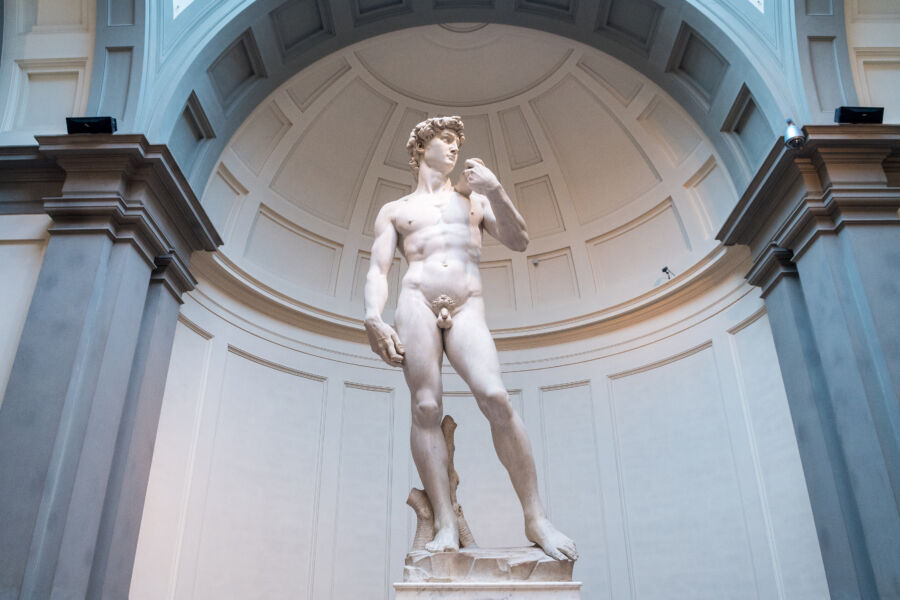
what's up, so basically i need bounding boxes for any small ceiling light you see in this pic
[783,118,806,149]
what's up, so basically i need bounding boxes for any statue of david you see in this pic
[364,116,577,561]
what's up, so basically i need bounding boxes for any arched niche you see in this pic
[190,24,746,342]
[83,0,857,197]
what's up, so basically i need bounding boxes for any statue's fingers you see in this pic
[391,332,405,354]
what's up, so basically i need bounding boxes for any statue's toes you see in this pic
[544,546,566,561]
[560,543,578,561]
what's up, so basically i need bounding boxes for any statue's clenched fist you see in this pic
[463,159,500,195]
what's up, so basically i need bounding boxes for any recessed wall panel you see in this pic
[270,0,332,57]
[599,0,662,54]
[286,57,350,111]
[669,26,729,106]
[202,165,246,238]
[638,96,701,165]
[208,31,265,109]
[809,37,847,113]
[271,79,395,228]
[540,383,609,599]
[498,107,542,169]
[587,200,690,301]
[531,76,660,223]
[513,176,564,238]
[232,102,291,174]
[331,384,394,600]
[528,247,579,307]
[577,54,643,106]
[860,56,900,123]
[108,0,135,25]
[192,349,325,599]
[245,208,342,295]
[17,71,78,130]
[479,260,516,316]
[609,346,757,599]
[685,158,736,237]
[98,48,133,121]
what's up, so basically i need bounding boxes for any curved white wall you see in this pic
[131,251,829,599]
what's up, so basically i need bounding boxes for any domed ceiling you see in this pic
[197,24,739,338]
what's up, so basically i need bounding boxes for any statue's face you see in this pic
[420,129,459,175]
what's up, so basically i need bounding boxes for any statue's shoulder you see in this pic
[378,196,404,217]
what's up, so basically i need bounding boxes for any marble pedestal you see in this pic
[394,547,581,599]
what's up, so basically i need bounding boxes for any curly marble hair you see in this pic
[406,116,466,179]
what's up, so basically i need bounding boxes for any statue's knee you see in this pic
[412,393,442,427]
[479,389,513,425]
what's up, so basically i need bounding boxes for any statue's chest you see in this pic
[395,194,476,236]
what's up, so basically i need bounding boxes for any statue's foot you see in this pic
[425,526,460,552]
[526,517,578,561]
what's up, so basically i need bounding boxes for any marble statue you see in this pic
[364,116,578,562]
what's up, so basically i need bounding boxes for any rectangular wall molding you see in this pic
[98,47,133,120]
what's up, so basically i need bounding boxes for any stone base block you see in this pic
[402,546,573,583]
[394,581,582,599]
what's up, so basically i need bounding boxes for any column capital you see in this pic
[718,124,900,271]
[745,244,796,297]
[34,134,221,296]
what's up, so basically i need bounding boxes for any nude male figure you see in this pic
[364,116,577,561]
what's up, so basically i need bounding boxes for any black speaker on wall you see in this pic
[834,106,884,124]
[66,116,118,134]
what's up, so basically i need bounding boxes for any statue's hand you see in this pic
[365,318,405,366]
[464,159,500,195]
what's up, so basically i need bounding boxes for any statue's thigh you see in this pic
[396,295,443,396]
[443,303,505,398]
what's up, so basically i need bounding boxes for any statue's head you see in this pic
[407,116,465,179]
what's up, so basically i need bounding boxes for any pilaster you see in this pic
[719,125,900,599]
[0,135,219,600]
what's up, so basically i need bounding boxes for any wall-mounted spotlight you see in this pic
[783,119,806,149]
[662,266,675,280]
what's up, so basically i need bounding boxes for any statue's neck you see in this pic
[415,165,452,194]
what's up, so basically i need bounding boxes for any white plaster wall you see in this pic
[0,0,95,145]
[0,213,50,406]
[846,0,900,123]
[131,264,829,599]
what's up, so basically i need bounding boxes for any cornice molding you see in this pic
[745,244,796,297]
[20,134,223,297]
[717,124,900,277]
